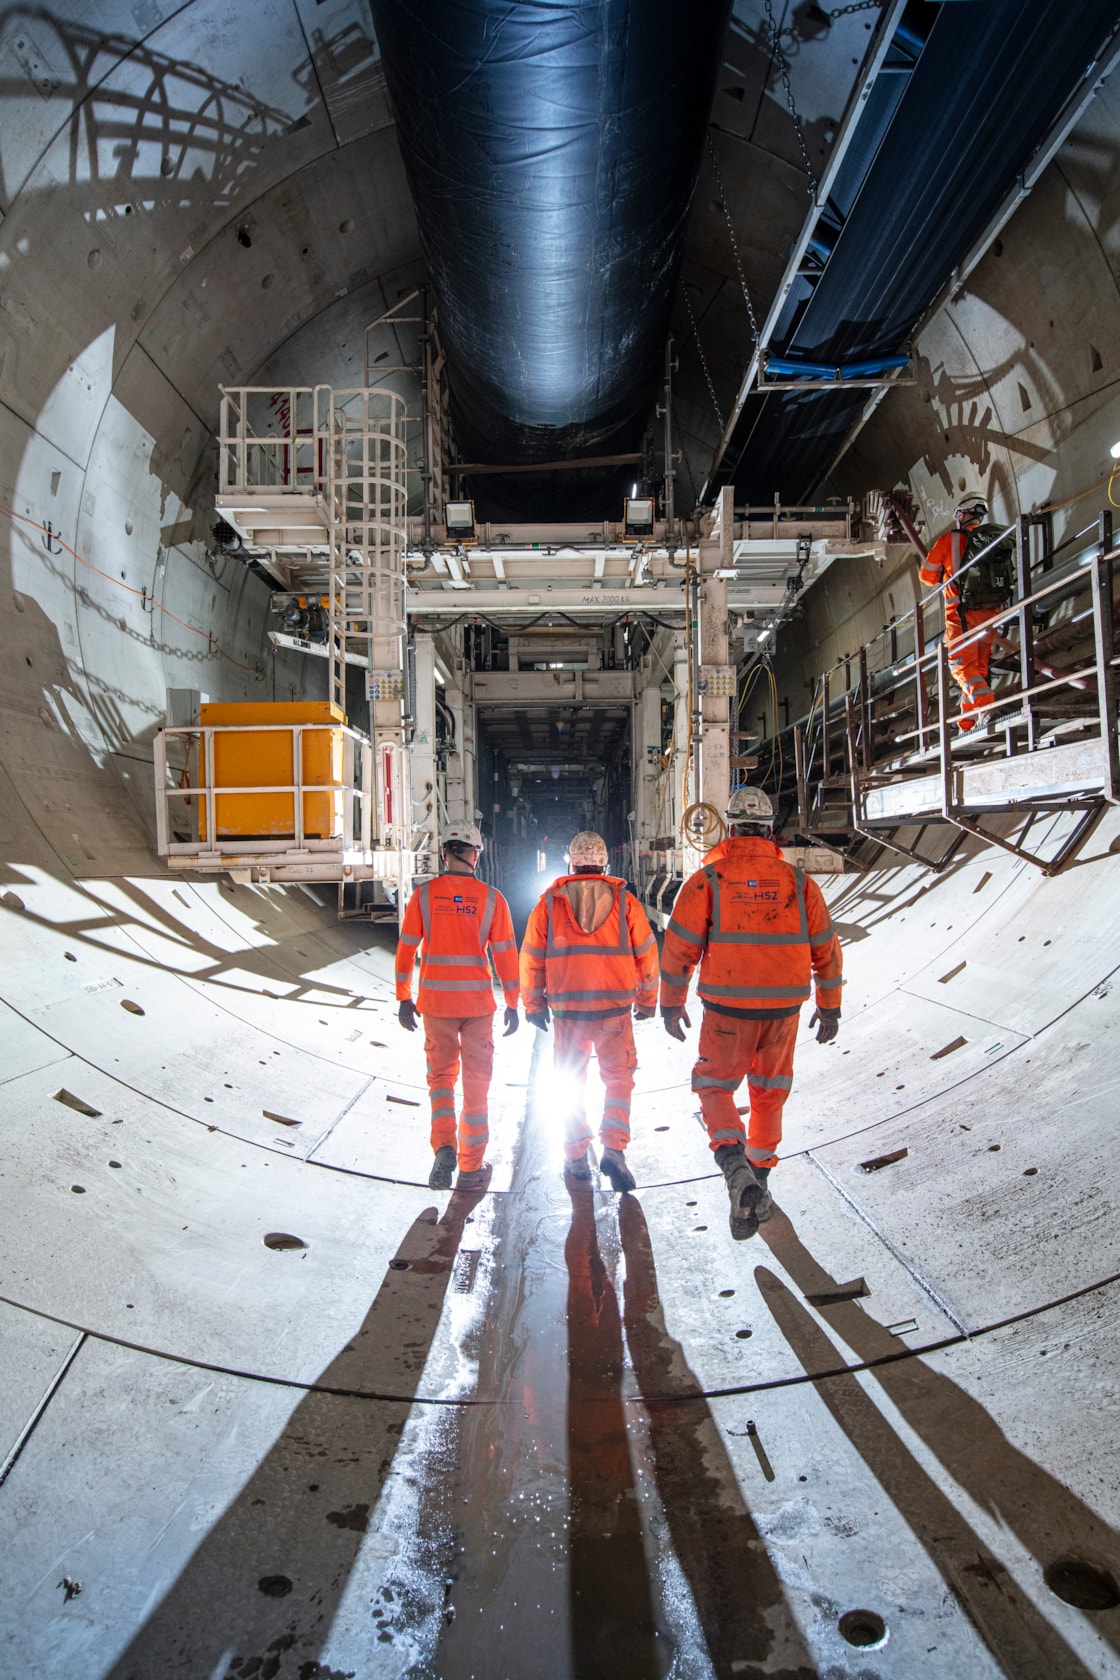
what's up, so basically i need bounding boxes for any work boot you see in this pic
[714,1143,763,1241]
[428,1145,456,1190]
[754,1165,774,1224]
[564,1152,593,1182]
[599,1147,636,1194]
[455,1162,492,1192]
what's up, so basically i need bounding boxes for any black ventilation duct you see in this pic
[371,0,732,516]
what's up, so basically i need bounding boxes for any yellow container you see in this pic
[199,701,346,840]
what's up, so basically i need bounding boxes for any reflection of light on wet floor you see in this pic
[530,1057,590,1174]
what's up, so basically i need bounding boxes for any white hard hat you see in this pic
[441,822,483,853]
[955,494,988,521]
[724,786,774,826]
[568,830,609,868]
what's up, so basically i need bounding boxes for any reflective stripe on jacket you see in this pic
[520,874,659,1017]
[659,837,842,1016]
[395,873,519,1017]
[919,525,975,610]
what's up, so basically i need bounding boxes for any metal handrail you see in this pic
[154,722,375,860]
[791,514,1117,867]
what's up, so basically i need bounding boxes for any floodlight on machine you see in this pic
[1111,440,1120,459]
[623,496,655,540]
[444,499,478,545]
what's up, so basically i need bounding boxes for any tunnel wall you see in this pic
[0,1,422,882]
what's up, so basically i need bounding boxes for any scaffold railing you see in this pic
[779,509,1118,875]
[154,721,383,882]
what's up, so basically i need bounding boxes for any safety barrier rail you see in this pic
[153,721,381,881]
[780,508,1118,874]
[217,386,327,495]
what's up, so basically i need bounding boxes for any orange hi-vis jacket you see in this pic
[920,525,965,603]
[660,837,842,1018]
[520,874,659,1018]
[395,873,519,1017]
[919,524,984,620]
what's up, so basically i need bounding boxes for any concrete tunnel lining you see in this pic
[2,2,1120,1675]
[3,801,1120,1671]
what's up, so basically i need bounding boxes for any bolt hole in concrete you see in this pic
[64,951,76,961]
[258,1576,292,1598]
[388,1259,411,1271]
[108,1161,122,1169]
[654,1124,670,1131]
[1044,1559,1120,1611]
[70,1185,85,1194]
[263,1233,307,1251]
[838,1609,888,1649]
[735,1328,752,1339]
[719,1288,735,1297]
[685,1200,698,1207]
[1024,1167,1039,1176]
[120,999,145,1015]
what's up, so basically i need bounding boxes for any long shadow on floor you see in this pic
[758,1206,1120,1679]
[617,1196,819,1680]
[565,1178,670,1679]
[107,1188,484,1680]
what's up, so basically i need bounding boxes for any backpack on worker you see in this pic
[956,524,1016,611]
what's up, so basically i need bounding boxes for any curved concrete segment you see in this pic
[3,799,1120,1674]
[3,5,1120,1676]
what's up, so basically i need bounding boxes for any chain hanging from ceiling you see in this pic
[706,133,762,357]
[763,0,821,197]
[681,281,725,432]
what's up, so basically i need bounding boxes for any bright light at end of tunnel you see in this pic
[1111,440,1120,459]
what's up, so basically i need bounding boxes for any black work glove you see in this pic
[661,1006,691,1042]
[502,1006,519,1037]
[809,1007,840,1044]
[398,999,419,1032]
[525,1007,550,1032]
[633,1004,656,1021]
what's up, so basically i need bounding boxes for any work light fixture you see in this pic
[623,496,655,540]
[444,499,478,545]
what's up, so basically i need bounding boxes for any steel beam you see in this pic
[469,670,635,704]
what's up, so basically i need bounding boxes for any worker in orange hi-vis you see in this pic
[395,823,519,1192]
[919,493,1015,733]
[660,787,842,1241]
[520,830,659,1194]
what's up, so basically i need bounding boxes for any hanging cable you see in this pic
[4,499,265,678]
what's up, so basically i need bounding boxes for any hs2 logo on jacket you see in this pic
[733,877,781,903]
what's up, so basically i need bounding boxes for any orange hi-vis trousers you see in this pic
[691,1009,800,1170]
[423,1014,494,1171]
[945,601,1000,731]
[553,1012,637,1160]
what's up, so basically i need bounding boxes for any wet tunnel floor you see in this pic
[4,1037,1120,1678]
[414,1038,824,1680]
